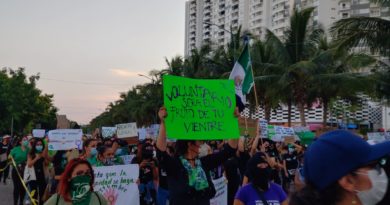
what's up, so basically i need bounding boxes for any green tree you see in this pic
[308,37,376,126]
[264,7,323,126]
[331,0,390,100]
[0,67,58,135]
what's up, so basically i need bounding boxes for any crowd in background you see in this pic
[0,129,308,205]
[0,117,389,205]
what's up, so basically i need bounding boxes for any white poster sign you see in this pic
[102,127,117,138]
[367,132,390,143]
[210,177,228,205]
[93,164,140,205]
[120,154,136,165]
[116,123,138,138]
[138,124,160,140]
[259,120,268,137]
[32,129,46,138]
[48,129,83,150]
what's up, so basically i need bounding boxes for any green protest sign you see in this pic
[163,75,239,140]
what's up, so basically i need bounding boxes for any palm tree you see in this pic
[264,7,324,126]
[331,0,390,104]
[163,55,184,76]
[309,37,376,126]
[250,38,284,122]
[183,44,212,78]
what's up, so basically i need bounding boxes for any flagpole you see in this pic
[246,36,263,145]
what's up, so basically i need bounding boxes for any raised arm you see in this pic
[238,136,245,153]
[156,107,167,152]
[227,107,240,150]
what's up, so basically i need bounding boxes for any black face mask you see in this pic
[252,167,272,191]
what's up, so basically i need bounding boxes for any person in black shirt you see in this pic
[132,142,158,205]
[0,135,11,184]
[157,145,174,205]
[27,138,49,205]
[156,107,239,205]
[282,145,298,193]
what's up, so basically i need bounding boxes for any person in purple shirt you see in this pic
[234,152,288,205]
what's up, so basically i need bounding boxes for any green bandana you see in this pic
[70,175,92,205]
[180,156,209,191]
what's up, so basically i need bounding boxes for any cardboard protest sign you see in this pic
[48,129,83,150]
[93,164,139,205]
[284,136,296,144]
[32,129,46,138]
[163,75,239,140]
[102,127,117,138]
[238,118,257,137]
[116,123,138,138]
[210,177,228,205]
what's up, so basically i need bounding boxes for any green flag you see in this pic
[229,42,254,103]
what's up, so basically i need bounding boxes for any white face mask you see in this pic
[198,144,208,157]
[355,167,388,205]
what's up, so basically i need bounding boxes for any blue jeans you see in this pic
[157,187,169,205]
[139,181,156,205]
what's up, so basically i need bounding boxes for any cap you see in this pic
[304,130,390,190]
[3,135,11,139]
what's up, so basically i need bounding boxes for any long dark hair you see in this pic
[174,140,196,157]
[12,136,23,147]
[82,138,97,154]
[28,138,44,158]
[58,159,95,202]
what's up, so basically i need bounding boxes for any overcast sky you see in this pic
[0,0,185,124]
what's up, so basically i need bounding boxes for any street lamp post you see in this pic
[138,74,154,83]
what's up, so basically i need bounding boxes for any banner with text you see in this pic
[102,127,117,138]
[93,164,140,205]
[259,120,268,138]
[116,123,138,138]
[210,177,228,205]
[32,129,46,138]
[163,75,239,140]
[138,124,160,140]
[120,155,136,165]
[48,129,83,150]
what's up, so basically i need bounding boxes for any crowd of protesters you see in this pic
[0,107,389,205]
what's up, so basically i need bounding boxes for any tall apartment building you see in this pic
[339,0,390,20]
[184,0,330,56]
[185,0,390,55]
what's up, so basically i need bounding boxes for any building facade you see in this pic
[184,0,390,129]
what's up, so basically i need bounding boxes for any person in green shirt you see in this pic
[89,145,123,167]
[80,139,98,164]
[9,136,29,205]
[44,158,107,205]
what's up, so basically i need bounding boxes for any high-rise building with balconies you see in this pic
[185,0,389,56]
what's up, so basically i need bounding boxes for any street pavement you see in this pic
[0,174,13,205]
